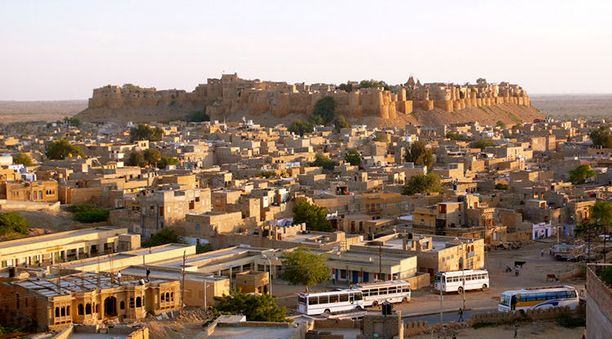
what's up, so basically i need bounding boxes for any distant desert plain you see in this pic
[0,94,610,124]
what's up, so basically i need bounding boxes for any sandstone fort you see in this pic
[78,73,535,125]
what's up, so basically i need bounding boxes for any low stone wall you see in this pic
[52,325,73,339]
[314,318,361,329]
[405,273,431,290]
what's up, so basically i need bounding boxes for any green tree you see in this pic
[591,201,612,227]
[310,153,338,171]
[130,124,163,142]
[446,131,471,142]
[568,164,596,185]
[157,157,179,169]
[293,199,333,232]
[214,291,286,322]
[282,247,330,290]
[337,83,354,92]
[401,173,443,195]
[0,212,29,238]
[344,149,361,166]
[126,150,146,167]
[589,125,612,148]
[495,120,506,129]
[187,109,210,122]
[404,141,435,169]
[358,79,390,90]
[67,204,110,223]
[196,241,213,254]
[288,120,314,136]
[143,228,181,247]
[143,148,162,167]
[312,96,336,125]
[470,139,495,150]
[46,139,85,160]
[64,117,81,127]
[334,115,351,132]
[12,153,33,166]
[495,183,509,190]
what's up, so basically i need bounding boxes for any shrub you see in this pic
[68,204,110,223]
[143,228,181,247]
[0,212,29,238]
[214,291,286,322]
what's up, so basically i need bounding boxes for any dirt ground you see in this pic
[395,240,586,315]
[413,321,584,339]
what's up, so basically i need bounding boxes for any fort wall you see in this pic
[81,73,532,122]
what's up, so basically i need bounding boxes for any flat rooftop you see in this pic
[0,226,127,251]
[14,272,169,298]
[208,325,299,339]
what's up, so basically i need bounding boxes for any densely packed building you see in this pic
[0,113,609,335]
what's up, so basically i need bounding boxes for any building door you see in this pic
[104,296,117,317]
[352,271,359,283]
[363,272,369,282]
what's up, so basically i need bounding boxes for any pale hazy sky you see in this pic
[1,0,612,100]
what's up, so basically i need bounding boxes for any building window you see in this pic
[165,292,170,302]
[55,307,60,317]
[161,293,165,302]
[130,297,135,308]
[120,301,125,310]
[78,304,84,315]
[85,303,92,314]
[170,292,174,301]
[136,296,142,308]
[61,307,65,316]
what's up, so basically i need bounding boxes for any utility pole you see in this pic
[378,243,383,281]
[439,273,444,323]
[203,279,208,310]
[181,251,186,313]
[461,243,466,312]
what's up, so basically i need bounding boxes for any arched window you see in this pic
[85,303,92,314]
[170,292,174,301]
[78,304,84,315]
[165,292,170,302]
[66,306,70,316]
[136,297,142,308]
[55,307,60,317]
[95,304,99,313]
[120,301,125,310]
[61,307,65,316]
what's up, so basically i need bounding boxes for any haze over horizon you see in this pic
[1,0,611,101]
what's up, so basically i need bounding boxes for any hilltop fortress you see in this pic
[78,73,537,125]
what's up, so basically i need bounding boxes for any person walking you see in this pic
[458,307,464,322]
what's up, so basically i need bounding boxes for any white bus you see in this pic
[434,269,489,293]
[355,280,411,307]
[498,285,579,312]
[297,289,364,315]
